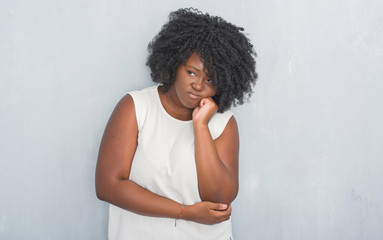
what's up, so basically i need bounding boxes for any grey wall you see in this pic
[1,0,382,239]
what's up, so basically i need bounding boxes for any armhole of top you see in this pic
[209,110,234,140]
[127,91,141,130]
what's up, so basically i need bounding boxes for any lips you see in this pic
[187,92,201,100]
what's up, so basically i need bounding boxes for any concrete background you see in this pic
[1,0,382,239]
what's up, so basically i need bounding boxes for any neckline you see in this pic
[155,85,193,124]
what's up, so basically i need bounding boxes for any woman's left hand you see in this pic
[192,97,218,125]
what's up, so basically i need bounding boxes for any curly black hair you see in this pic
[146,8,257,112]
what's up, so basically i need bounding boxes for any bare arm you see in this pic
[193,98,239,204]
[95,94,231,224]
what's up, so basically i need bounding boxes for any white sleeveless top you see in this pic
[108,85,234,240]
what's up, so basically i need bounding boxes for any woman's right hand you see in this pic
[184,201,232,225]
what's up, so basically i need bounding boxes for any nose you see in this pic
[192,77,203,91]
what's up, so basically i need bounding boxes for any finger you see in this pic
[210,203,227,211]
[218,212,231,222]
[221,215,231,222]
[226,205,232,214]
[209,208,232,222]
[199,98,208,107]
[201,97,216,105]
[211,209,231,217]
[206,97,216,104]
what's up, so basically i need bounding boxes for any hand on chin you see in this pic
[192,98,218,125]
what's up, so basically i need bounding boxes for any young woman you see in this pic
[96,8,257,240]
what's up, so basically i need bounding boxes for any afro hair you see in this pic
[146,8,258,112]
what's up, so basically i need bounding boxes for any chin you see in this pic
[187,104,198,110]
[181,99,199,109]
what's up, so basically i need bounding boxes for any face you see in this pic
[169,51,217,110]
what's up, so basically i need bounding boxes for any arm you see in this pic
[95,94,231,224]
[192,98,239,204]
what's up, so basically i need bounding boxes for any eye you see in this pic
[206,79,214,84]
[187,70,196,77]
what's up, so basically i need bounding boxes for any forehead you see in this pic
[185,52,206,73]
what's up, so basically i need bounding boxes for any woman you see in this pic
[96,8,257,240]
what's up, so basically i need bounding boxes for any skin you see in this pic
[96,51,239,224]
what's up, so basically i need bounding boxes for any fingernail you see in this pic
[222,204,227,209]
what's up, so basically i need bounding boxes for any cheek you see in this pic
[208,86,217,97]
[175,72,189,86]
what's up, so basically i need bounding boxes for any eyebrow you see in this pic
[186,65,201,72]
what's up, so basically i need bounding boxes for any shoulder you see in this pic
[128,85,158,102]
[208,110,234,140]
[113,85,156,116]
[127,85,159,130]
[108,94,136,128]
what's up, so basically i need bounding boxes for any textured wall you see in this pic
[233,1,383,239]
[1,0,382,239]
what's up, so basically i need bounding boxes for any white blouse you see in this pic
[108,85,234,240]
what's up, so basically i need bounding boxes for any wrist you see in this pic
[174,203,184,227]
[181,204,195,222]
[193,121,209,129]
